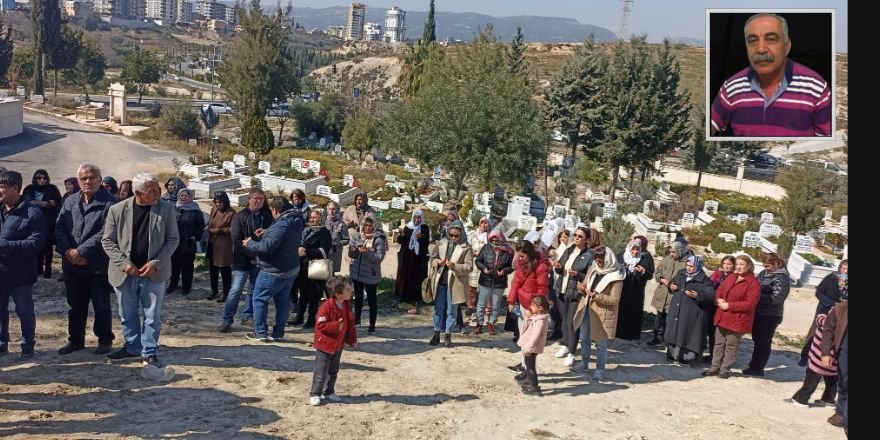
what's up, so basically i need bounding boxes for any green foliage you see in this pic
[31,0,62,95]
[0,18,14,87]
[459,194,473,220]
[61,37,106,100]
[686,232,712,247]
[697,189,780,217]
[824,232,847,252]
[48,25,83,81]
[379,209,408,228]
[776,233,793,261]
[370,186,399,201]
[602,214,635,254]
[777,164,825,235]
[341,110,377,153]
[832,202,847,219]
[275,168,317,180]
[157,101,201,140]
[800,253,833,267]
[508,27,526,74]
[154,85,168,97]
[423,0,436,43]
[683,107,763,174]
[575,157,610,190]
[710,236,739,254]
[121,49,164,104]
[291,93,345,141]
[9,47,35,91]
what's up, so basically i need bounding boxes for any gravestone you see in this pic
[643,200,661,214]
[291,158,321,174]
[319,137,327,147]
[316,185,332,197]
[518,215,537,231]
[230,137,241,146]
[31,94,45,104]
[390,197,406,210]
[334,144,342,153]
[840,216,848,228]
[681,213,695,227]
[553,205,568,219]
[16,86,25,96]
[738,214,749,223]
[384,174,396,182]
[565,215,577,230]
[794,235,815,254]
[343,174,354,186]
[506,201,524,222]
[759,223,782,238]
[222,161,236,176]
[107,82,127,124]
[432,166,443,179]
[309,132,317,140]
[494,186,506,200]
[603,203,617,219]
[824,209,833,219]
[364,154,374,164]
[703,200,719,214]
[718,233,737,243]
[233,154,246,167]
[760,212,774,224]
[742,231,762,248]
[425,201,444,213]
[660,182,671,192]
[257,161,271,174]
[248,151,256,160]
[188,139,197,146]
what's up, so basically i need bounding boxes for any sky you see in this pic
[291,0,848,51]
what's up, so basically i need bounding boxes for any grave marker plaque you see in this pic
[794,235,815,253]
[742,231,761,248]
[316,185,332,197]
[233,154,246,166]
[759,223,782,238]
[681,213,695,226]
[603,203,618,219]
[703,200,719,214]
[519,215,537,231]
[760,212,774,224]
[222,161,236,176]
[257,161,271,174]
[390,197,406,210]
[343,174,354,186]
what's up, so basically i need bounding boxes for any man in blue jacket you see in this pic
[243,197,303,342]
[55,164,118,355]
[0,170,47,359]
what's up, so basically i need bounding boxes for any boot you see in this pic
[444,333,453,348]
[428,331,440,346]
[474,325,483,335]
[487,323,496,335]
[217,293,228,303]
[207,292,218,301]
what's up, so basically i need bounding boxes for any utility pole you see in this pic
[209,45,216,103]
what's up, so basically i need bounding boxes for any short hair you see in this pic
[721,255,737,266]
[248,187,267,199]
[290,189,306,201]
[760,252,786,268]
[531,295,550,312]
[0,170,23,190]
[76,164,102,177]
[326,201,339,210]
[735,255,755,273]
[744,13,789,44]
[327,276,352,295]
[132,172,158,192]
[270,196,291,212]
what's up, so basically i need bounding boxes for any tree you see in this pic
[9,48,35,92]
[121,49,164,104]
[48,25,83,98]
[776,164,826,259]
[31,0,62,95]
[508,26,525,74]
[602,214,636,253]
[0,18,13,88]
[341,110,378,153]
[62,37,106,101]
[423,0,436,43]
[398,0,444,100]
[575,157,610,190]
[158,101,201,140]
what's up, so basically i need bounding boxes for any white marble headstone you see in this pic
[794,235,815,253]
[703,200,719,214]
[681,213,695,226]
[222,161,236,176]
[316,185,332,197]
[233,154,246,166]
[603,203,617,219]
[742,231,761,248]
[384,174,396,182]
[840,216,848,228]
[518,215,537,231]
[343,174,354,186]
[718,233,737,243]
[759,223,782,238]
[257,161,271,174]
[760,212,774,224]
[390,197,406,210]
[248,151,256,160]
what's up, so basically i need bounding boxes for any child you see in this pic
[515,296,551,396]
[310,277,358,406]
[787,311,838,407]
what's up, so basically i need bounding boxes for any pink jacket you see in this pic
[517,313,549,355]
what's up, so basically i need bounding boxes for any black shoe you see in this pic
[521,385,543,396]
[508,363,524,373]
[368,327,376,335]
[107,348,140,360]
[95,342,113,355]
[217,294,227,303]
[245,332,271,342]
[58,342,85,355]
[677,358,691,366]
[429,331,440,346]
[142,355,162,367]
[289,319,304,326]
[702,369,719,377]
[719,371,731,379]
[647,338,662,346]
[20,348,34,360]
[797,358,808,367]
[741,368,765,377]
[444,333,453,348]
[206,292,218,301]
[181,289,190,297]
[218,322,232,333]
[302,322,315,330]
[167,286,178,294]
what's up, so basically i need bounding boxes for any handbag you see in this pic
[422,262,437,303]
[504,309,518,332]
[307,248,333,280]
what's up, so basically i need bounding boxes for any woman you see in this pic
[798,259,847,366]
[703,255,760,378]
[169,188,205,296]
[161,177,187,203]
[546,227,571,340]
[117,180,134,201]
[61,177,80,203]
[506,240,550,371]
[474,230,515,335]
[395,209,430,305]
[649,241,689,346]
[207,191,235,302]
[436,210,460,242]
[349,216,386,335]
[428,220,473,347]
[342,191,377,238]
[324,201,350,274]
[461,215,491,333]
[743,252,791,376]
[294,210,333,328]
[290,189,311,223]
[551,226,593,367]
[706,256,736,359]
[664,255,716,364]
[572,240,625,381]
[22,169,62,278]
[616,236,655,341]
[102,176,119,198]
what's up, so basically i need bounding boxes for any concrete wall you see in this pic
[0,98,24,140]
[657,164,787,200]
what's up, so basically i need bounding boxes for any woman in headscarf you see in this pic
[169,188,205,297]
[798,259,847,366]
[703,255,760,378]
[664,254,716,364]
[323,201,350,275]
[162,177,187,203]
[349,215,386,335]
[394,209,430,305]
[342,191,376,238]
[615,236,655,341]
[706,255,736,359]
[116,180,134,201]
[572,231,625,380]
[551,226,593,367]
[436,210,460,242]
[464,215,492,331]
[207,191,236,301]
[743,252,791,376]
[102,176,119,198]
[22,169,62,278]
[428,220,473,347]
[293,209,332,329]
[474,230,515,335]
[649,241,689,346]
[61,177,80,204]
[546,227,571,340]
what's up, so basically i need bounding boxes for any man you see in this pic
[101,172,179,366]
[821,301,848,434]
[243,197,303,342]
[219,188,273,333]
[56,164,117,355]
[0,171,46,359]
[710,13,831,137]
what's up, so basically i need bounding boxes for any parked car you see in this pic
[201,103,232,114]
[266,103,290,117]
[746,152,779,169]
[806,159,847,176]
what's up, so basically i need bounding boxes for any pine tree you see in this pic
[423,0,436,43]
[0,18,13,88]
[508,26,525,74]
[31,0,62,95]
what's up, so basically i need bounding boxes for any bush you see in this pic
[686,231,713,247]
[832,202,848,219]
[602,214,635,255]
[379,208,408,228]
[154,86,168,97]
[800,253,833,267]
[710,236,739,254]
[777,233,793,260]
[157,102,200,140]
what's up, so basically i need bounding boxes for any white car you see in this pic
[266,104,290,117]
[202,103,232,114]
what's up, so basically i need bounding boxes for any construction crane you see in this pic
[618,0,633,41]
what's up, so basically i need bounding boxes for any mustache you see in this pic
[752,53,775,63]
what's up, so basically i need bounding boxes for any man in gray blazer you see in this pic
[101,172,179,366]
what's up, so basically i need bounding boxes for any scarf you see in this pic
[324,208,342,230]
[488,230,514,254]
[585,228,603,250]
[103,176,118,195]
[448,219,467,245]
[64,177,80,195]
[686,255,704,281]
[623,238,642,272]
[475,215,491,245]
[175,188,200,211]
[836,259,848,297]
[406,209,424,255]
[586,246,625,294]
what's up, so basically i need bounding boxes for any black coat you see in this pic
[814,272,845,314]
[756,268,790,317]
[299,226,332,277]
[54,188,116,274]
[474,244,515,289]
[231,207,274,270]
[664,269,716,353]
[0,199,47,287]
[553,246,593,300]
[175,208,206,256]
[616,251,655,340]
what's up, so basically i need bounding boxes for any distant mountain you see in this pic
[238,4,618,43]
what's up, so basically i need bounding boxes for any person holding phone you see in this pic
[616,236,655,341]
[664,255,716,364]
[348,216,386,335]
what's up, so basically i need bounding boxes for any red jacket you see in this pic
[314,299,357,354]
[508,256,550,307]
[713,272,761,333]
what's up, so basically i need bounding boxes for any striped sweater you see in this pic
[710,59,831,137]
[807,313,837,376]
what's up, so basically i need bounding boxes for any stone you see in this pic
[188,139,197,146]
[718,233,737,243]
[222,161,236,176]
[513,196,531,215]
[742,231,761,248]
[107,82,127,125]
[603,203,617,219]
[384,174,396,182]
[681,213,695,227]
[343,174,354,186]
[316,185,332,197]
[840,216,848,228]
[794,235,815,254]
[248,151,256,160]
[334,144,342,153]
[759,223,782,238]
[425,201,444,213]
[703,200,719,214]
[506,202,523,222]
[230,137,241,146]
[257,161,271,174]
[760,212,774,224]
[643,200,661,214]
[518,215,537,231]
[233,154,246,166]
[291,158,321,174]
[390,197,406,210]
[824,209,833,219]
[738,214,749,223]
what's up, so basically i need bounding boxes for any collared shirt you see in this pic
[710,59,832,137]
[251,209,264,230]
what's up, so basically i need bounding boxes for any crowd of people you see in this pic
[0,166,848,428]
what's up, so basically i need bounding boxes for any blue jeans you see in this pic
[0,285,36,351]
[222,268,259,324]
[476,285,505,325]
[251,271,295,339]
[114,276,165,357]
[432,284,457,333]
[579,310,608,370]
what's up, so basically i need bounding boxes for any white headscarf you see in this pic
[406,209,424,255]
[524,230,541,246]
[541,218,565,249]
[623,238,642,272]
[475,215,491,245]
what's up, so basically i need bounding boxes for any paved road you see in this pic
[0,111,186,181]
[53,92,225,108]
[769,131,846,157]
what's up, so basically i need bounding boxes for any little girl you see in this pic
[310,277,358,406]
[515,295,551,396]
[787,311,838,407]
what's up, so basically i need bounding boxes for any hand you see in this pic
[123,263,139,276]
[588,290,598,298]
[358,245,368,253]
[553,260,562,269]
[437,259,446,268]
[483,268,491,275]
[508,304,514,313]
[576,282,586,293]
[445,260,455,269]
[298,247,306,257]
[242,237,251,247]
[254,228,265,237]
[685,290,697,299]
[338,318,344,331]
[821,355,834,368]
[347,219,356,228]
[568,269,578,277]
[659,277,668,286]
[522,308,532,318]
[719,302,730,311]
[669,282,678,291]
[66,249,87,265]
[138,263,156,277]
[496,270,504,277]
[415,232,421,239]
[635,265,644,273]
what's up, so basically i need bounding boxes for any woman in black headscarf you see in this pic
[292,209,332,328]
[61,177,80,204]
[102,176,119,199]
[22,169,63,278]
[117,180,134,201]
[170,188,205,296]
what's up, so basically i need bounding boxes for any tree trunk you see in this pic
[83,86,90,102]
[610,165,620,203]
[53,69,58,98]
[138,89,144,104]
[628,167,635,191]
[695,168,704,210]
[544,143,549,198]
[277,119,287,146]
[34,51,45,96]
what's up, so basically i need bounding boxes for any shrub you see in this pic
[379,208,407,228]
[686,231,713,247]
[602,214,635,255]
[157,102,200,140]
[710,236,739,254]
[154,85,168,97]
[800,253,833,267]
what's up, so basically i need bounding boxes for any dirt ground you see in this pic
[1,250,845,439]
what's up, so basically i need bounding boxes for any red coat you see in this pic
[508,256,550,307]
[314,299,357,354]
[713,272,761,334]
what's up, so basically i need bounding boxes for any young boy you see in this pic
[310,277,357,406]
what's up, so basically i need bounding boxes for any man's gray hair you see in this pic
[744,13,789,44]
[132,172,158,192]
[76,163,102,177]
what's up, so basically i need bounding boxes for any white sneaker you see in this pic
[784,398,808,408]
[554,346,570,358]
[563,353,575,367]
[572,361,587,372]
[309,396,322,406]
[321,393,342,402]
[592,370,605,381]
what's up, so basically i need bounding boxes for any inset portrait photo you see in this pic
[706,10,835,140]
